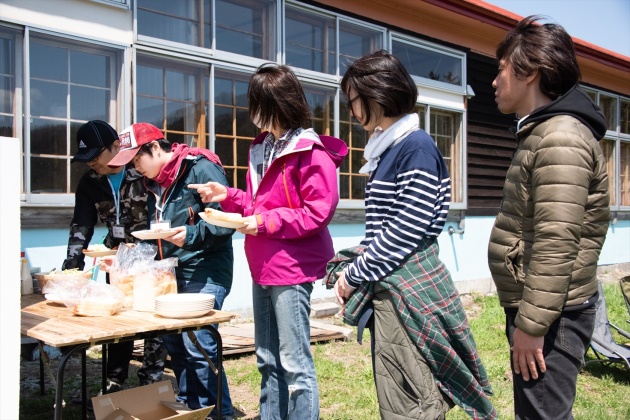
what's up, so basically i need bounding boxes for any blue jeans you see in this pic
[162,281,233,417]
[253,282,319,420]
[506,306,596,420]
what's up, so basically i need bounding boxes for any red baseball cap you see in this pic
[107,122,164,167]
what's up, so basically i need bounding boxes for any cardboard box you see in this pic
[92,380,213,420]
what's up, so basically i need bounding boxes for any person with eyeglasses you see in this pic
[62,120,166,402]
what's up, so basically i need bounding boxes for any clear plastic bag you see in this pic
[132,258,178,312]
[109,243,178,310]
[109,243,158,308]
[43,279,125,316]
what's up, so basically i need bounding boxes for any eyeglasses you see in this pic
[87,147,107,163]
[345,95,360,110]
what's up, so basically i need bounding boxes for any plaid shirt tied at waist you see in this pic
[324,240,497,419]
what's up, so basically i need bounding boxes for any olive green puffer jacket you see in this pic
[488,87,609,337]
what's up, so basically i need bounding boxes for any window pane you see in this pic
[31,118,67,155]
[0,28,17,136]
[620,98,629,135]
[599,94,617,131]
[138,64,164,97]
[137,96,165,127]
[339,21,382,75]
[30,156,67,193]
[28,36,118,195]
[71,85,109,121]
[600,139,616,206]
[392,40,462,87]
[137,56,206,145]
[30,43,67,81]
[213,70,256,189]
[285,6,335,74]
[216,0,275,60]
[339,100,369,200]
[137,0,209,48]
[71,50,109,87]
[429,109,462,202]
[620,141,629,206]
[30,80,67,118]
[304,86,334,136]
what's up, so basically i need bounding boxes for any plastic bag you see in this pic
[43,279,125,316]
[109,243,158,308]
[132,258,178,312]
[71,282,126,317]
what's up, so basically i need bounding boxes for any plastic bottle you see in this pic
[21,252,33,295]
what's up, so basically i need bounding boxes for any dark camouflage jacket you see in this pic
[62,167,148,270]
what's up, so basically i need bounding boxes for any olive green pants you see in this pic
[372,284,453,419]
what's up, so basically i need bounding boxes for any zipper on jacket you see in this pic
[282,163,294,209]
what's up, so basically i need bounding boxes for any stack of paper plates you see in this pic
[155,293,215,319]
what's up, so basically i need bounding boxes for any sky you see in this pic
[484,0,630,57]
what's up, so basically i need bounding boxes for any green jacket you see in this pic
[145,156,234,289]
[488,86,609,337]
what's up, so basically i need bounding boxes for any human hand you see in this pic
[188,182,227,203]
[99,256,116,273]
[160,225,187,247]
[334,271,356,306]
[511,328,546,381]
[237,215,258,236]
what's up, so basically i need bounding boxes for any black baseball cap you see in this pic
[72,120,118,163]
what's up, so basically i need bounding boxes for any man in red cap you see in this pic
[107,122,235,419]
[63,120,166,400]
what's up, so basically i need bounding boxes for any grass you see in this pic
[224,282,630,419]
[19,282,630,419]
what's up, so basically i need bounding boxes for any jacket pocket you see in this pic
[505,240,525,284]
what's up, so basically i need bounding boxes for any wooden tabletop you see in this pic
[21,294,239,348]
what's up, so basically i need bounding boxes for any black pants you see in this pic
[505,307,596,420]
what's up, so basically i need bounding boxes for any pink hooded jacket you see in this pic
[221,129,348,286]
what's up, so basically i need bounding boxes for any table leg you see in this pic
[81,349,87,419]
[186,325,223,420]
[54,344,89,420]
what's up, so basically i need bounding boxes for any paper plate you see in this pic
[199,212,246,229]
[155,308,213,319]
[83,249,117,257]
[131,229,178,240]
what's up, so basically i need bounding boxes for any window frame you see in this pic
[21,28,124,205]
[583,86,630,210]
[389,32,467,95]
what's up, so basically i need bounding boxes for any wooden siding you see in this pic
[466,52,517,215]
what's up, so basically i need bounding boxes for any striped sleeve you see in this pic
[345,158,450,287]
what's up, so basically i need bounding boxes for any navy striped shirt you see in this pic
[345,129,451,287]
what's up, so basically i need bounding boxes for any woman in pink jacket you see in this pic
[190,63,347,419]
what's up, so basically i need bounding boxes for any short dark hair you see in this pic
[248,63,311,130]
[340,49,418,126]
[137,139,172,157]
[496,15,580,100]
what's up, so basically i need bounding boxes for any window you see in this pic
[0,27,18,138]
[429,109,463,203]
[285,4,384,76]
[392,37,464,90]
[213,69,257,191]
[137,0,276,60]
[27,35,119,198]
[584,87,630,208]
[136,55,206,146]
[339,104,369,200]
[285,5,335,74]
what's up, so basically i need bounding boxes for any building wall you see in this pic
[7,0,630,315]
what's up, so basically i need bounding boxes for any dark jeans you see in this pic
[505,307,596,420]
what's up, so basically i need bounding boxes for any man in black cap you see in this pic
[62,120,166,397]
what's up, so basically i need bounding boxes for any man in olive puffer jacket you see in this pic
[487,16,609,420]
